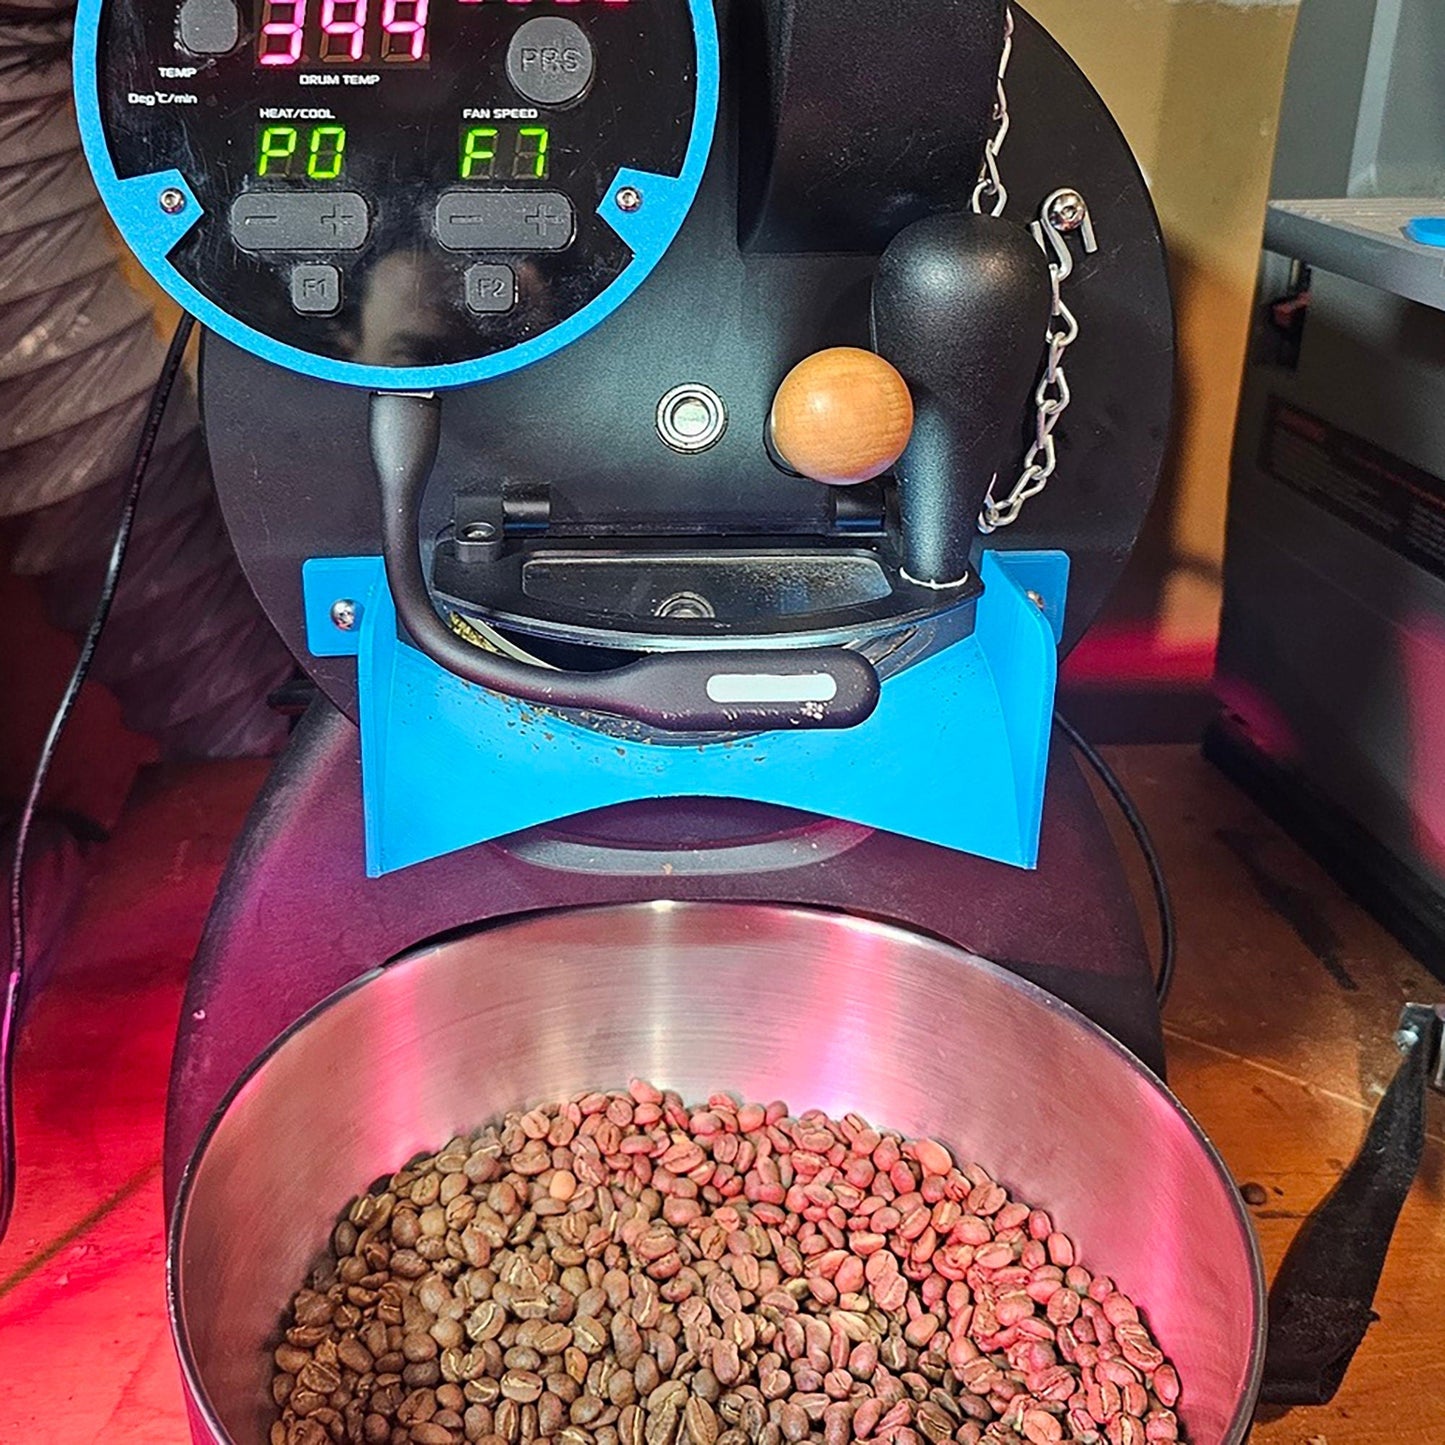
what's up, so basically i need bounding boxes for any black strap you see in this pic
[1260,1005,1439,1405]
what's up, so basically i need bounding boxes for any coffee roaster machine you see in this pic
[70,0,1199,1433]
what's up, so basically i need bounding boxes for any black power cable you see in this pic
[1,312,196,1245]
[1054,710,1178,1006]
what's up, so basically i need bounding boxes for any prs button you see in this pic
[465,264,517,314]
[230,192,369,252]
[506,17,594,107]
[435,191,575,252]
[290,263,341,315]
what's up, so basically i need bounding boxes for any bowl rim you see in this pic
[168,898,1267,1445]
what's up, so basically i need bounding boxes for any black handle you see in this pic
[370,392,880,733]
[1259,1004,1441,1405]
[872,212,1054,586]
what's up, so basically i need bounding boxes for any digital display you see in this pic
[255,0,430,68]
[460,125,551,180]
[256,123,348,178]
[102,0,701,371]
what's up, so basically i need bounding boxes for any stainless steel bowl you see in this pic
[171,902,1265,1444]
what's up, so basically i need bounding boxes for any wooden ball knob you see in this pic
[769,347,915,487]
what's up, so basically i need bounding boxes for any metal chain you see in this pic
[969,8,1098,533]
[977,188,1098,534]
[970,6,1014,218]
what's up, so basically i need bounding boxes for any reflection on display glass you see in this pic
[459,125,551,180]
[255,0,431,68]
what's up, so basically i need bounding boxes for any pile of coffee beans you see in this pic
[269,1082,1184,1445]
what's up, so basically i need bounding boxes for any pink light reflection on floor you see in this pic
[0,761,268,1443]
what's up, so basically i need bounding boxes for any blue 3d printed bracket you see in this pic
[302,551,1069,877]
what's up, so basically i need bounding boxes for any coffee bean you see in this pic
[644,1401,681,1445]
[404,1334,439,1364]
[611,1312,644,1367]
[711,1339,741,1386]
[494,1398,520,1442]
[297,1360,341,1395]
[683,1396,718,1445]
[777,1401,808,1443]
[275,1343,311,1375]
[500,1370,543,1403]
[634,1355,661,1395]
[335,1334,373,1374]
[618,1403,644,1445]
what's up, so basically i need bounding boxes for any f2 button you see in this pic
[290,263,341,316]
[466,263,517,314]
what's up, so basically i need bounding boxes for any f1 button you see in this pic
[290,263,341,315]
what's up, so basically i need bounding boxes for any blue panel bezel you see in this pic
[72,0,720,390]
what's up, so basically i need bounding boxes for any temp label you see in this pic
[1262,398,1445,585]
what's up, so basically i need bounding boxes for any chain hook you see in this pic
[1031,189,1097,285]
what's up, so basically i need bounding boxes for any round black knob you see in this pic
[873,212,1054,586]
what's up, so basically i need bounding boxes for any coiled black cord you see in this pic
[1,312,196,1244]
[1054,710,1178,1006]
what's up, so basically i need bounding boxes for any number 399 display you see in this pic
[255,0,430,67]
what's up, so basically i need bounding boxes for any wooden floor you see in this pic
[0,745,1440,1443]
[1105,750,1445,1445]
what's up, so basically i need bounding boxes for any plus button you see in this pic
[525,203,570,242]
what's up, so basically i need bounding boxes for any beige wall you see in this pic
[1026,0,1301,648]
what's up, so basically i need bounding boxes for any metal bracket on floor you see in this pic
[1398,1002,1445,1094]
[1260,1001,1445,1406]
[301,550,1069,878]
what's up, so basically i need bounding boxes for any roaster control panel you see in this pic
[75,0,717,386]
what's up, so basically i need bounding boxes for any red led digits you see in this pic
[256,0,429,66]
[380,0,429,60]
[258,0,307,65]
[319,0,369,61]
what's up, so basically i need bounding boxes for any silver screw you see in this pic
[615,186,643,214]
[656,383,728,454]
[461,522,498,542]
[1027,590,1046,610]
[655,590,716,620]
[1047,189,1088,233]
[159,187,187,215]
[330,598,358,631]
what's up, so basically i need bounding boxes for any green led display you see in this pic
[460,126,497,180]
[255,123,347,180]
[459,125,551,181]
[516,126,549,180]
